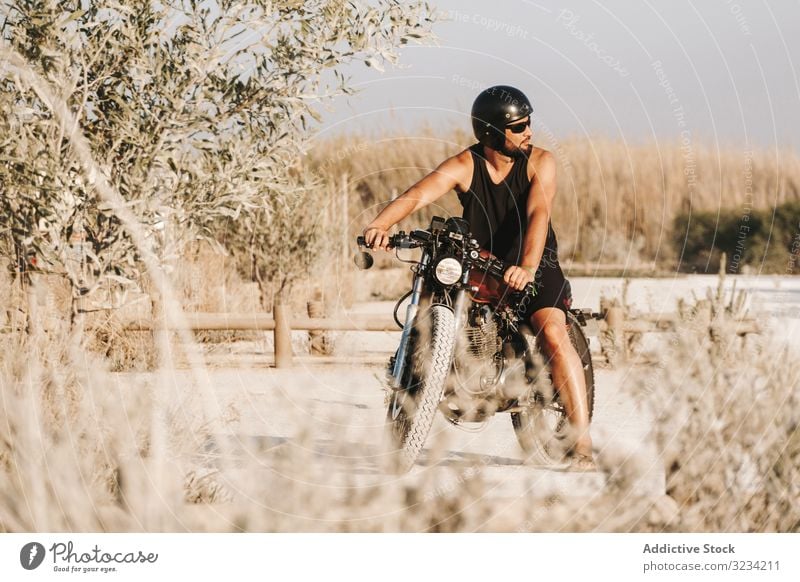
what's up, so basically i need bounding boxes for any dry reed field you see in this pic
[310,129,800,269]
[1,1,799,535]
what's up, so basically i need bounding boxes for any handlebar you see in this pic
[356,232,536,296]
[476,255,536,297]
[356,229,429,250]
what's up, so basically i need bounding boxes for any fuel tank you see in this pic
[467,250,516,305]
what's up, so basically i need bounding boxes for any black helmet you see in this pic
[471,85,533,149]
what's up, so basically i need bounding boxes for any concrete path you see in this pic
[138,360,664,502]
[111,274,800,528]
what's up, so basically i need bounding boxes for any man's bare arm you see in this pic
[504,151,557,290]
[363,151,471,250]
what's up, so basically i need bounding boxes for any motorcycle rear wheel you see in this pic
[385,304,455,473]
[511,311,595,465]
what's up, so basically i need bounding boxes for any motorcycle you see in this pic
[356,216,597,473]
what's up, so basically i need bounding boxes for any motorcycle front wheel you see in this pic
[511,311,595,466]
[385,304,455,473]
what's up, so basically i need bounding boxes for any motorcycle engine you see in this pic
[464,305,499,360]
[442,304,503,420]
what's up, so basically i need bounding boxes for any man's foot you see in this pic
[569,453,597,472]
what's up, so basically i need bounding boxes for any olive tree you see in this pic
[0,0,436,315]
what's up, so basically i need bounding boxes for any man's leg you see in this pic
[529,307,594,462]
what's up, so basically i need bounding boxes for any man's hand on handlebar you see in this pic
[363,226,393,252]
[504,265,535,291]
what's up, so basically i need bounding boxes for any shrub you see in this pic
[674,201,800,273]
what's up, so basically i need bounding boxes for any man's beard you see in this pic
[499,141,533,159]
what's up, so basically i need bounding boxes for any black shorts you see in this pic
[517,262,572,319]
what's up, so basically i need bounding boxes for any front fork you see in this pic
[389,256,470,389]
[389,254,429,388]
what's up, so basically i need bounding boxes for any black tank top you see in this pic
[457,143,559,266]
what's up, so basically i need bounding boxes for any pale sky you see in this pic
[319,0,800,150]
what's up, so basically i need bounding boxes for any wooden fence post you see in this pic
[599,297,626,367]
[273,302,293,368]
[605,305,625,365]
[307,296,332,355]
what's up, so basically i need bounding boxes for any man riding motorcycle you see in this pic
[363,85,595,470]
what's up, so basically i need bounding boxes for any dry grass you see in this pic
[631,296,800,531]
[309,130,800,267]
[1,273,797,532]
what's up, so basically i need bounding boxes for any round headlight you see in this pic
[434,257,463,285]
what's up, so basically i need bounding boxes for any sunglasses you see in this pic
[506,118,531,134]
